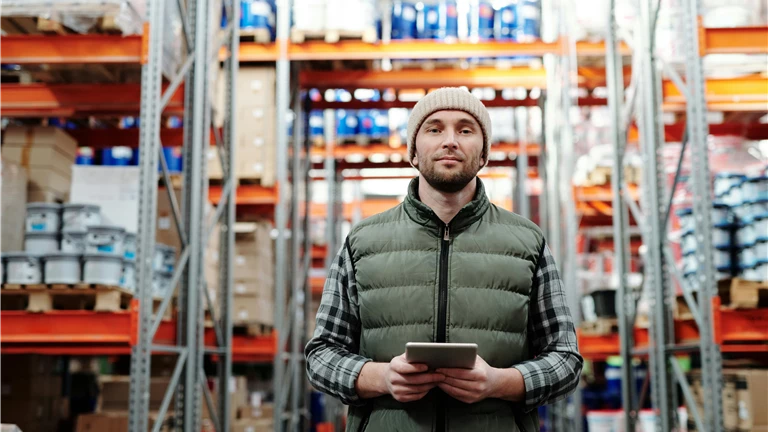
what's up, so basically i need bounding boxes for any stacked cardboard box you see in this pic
[206,222,274,326]
[2,126,77,202]
[1,161,28,252]
[75,411,170,432]
[97,375,174,413]
[211,66,276,186]
[688,368,768,431]
[0,355,65,432]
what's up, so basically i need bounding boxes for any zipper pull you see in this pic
[443,224,450,241]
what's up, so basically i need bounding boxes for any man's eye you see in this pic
[428,128,440,133]
[461,129,473,134]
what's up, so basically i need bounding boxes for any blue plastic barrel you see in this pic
[418,0,459,40]
[76,147,95,165]
[357,110,374,138]
[515,0,540,42]
[372,110,389,140]
[336,110,358,140]
[101,147,134,166]
[161,147,183,173]
[391,1,418,39]
[494,1,517,40]
[468,1,495,40]
[309,110,324,140]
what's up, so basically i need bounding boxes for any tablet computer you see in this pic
[405,342,478,369]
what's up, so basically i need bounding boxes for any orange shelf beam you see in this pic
[209,184,279,206]
[0,83,185,117]
[67,128,223,149]
[702,26,768,55]
[0,34,144,64]
[663,75,768,112]
[301,68,548,90]
[309,142,537,160]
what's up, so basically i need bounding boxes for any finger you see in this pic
[394,382,437,394]
[437,383,476,404]
[442,376,480,392]
[396,391,430,403]
[392,358,429,374]
[435,367,477,380]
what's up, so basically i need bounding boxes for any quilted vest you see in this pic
[345,178,545,432]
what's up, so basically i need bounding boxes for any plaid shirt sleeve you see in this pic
[304,239,370,406]
[513,243,584,410]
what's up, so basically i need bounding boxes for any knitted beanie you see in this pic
[407,87,492,165]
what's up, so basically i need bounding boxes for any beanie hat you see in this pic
[407,87,492,165]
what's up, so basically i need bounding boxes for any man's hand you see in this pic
[436,356,525,404]
[386,354,445,402]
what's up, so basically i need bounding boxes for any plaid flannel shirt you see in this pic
[305,239,583,410]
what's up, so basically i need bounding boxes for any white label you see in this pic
[427,10,438,24]
[158,216,171,230]
[236,256,246,266]
[239,310,248,320]
[250,163,264,173]
[250,80,263,91]
[251,109,264,118]
[346,116,358,128]
[738,400,749,419]
[253,137,265,147]
[402,6,416,21]
[235,283,247,294]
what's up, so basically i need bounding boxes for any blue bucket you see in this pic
[337,110,358,140]
[494,1,517,40]
[357,110,375,138]
[372,110,389,140]
[76,147,95,165]
[515,0,540,42]
[468,1,495,40]
[161,147,183,173]
[418,0,459,40]
[391,1,418,39]
[308,110,324,140]
[241,0,274,31]
[101,147,134,166]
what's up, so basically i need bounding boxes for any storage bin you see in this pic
[714,172,746,197]
[681,230,696,254]
[62,203,101,231]
[154,244,176,273]
[83,253,124,286]
[712,223,733,248]
[43,253,82,284]
[26,202,61,233]
[711,202,731,226]
[25,232,59,254]
[121,258,136,292]
[124,233,137,260]
[391,0,418,39]
[86,225,126,256]
[742,175,768,202]
[3,253,43,284]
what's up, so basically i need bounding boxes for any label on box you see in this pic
[97,245,115,253]
[159,216,171,230]
[250,80,263,91]
[251,109,264,119]
[239,310,248,320]
[252,137,264,147]
[235,283,247,294]
[236,256,246,266]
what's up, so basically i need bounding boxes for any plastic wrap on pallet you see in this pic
[1,0,144,34]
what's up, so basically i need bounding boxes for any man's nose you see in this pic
[441,130,459,149]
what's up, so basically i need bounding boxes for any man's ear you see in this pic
[411,153,419,167]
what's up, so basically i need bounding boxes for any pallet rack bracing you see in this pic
[606,0,724,429]
[127,0,240,430]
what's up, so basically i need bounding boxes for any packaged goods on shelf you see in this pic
[239,0,276,41]
[0,355,65,432]
[688,368,768,431]
[2,126,77,203]
[75,412,171,432]
[292,0,377,41]
[1,162,28,252]
[235,66,277,187]
[70,165,139,232]
[97,375,173,412]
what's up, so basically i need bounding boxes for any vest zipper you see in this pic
[436,223,450,432]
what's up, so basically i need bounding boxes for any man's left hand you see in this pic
[435,355,500,404]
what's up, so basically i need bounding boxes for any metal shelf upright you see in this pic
[128,0,240,430]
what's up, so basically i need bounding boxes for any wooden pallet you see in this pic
[234,323,273,337]
[240,28,271,43]
[1,15,122,35]
[291,27,377,44]
[580,318,618,336]
[1,283,133,312]
[718,278,768,309]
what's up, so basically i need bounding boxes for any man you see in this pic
[305,87,583,432]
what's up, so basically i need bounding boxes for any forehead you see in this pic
[422,110,479,126]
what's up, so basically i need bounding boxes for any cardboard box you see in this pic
[69,166,140,232]
[0,397,54,432]
[98,376,173,412]
[1,354,58,377]
[232,419,274,432]
[732,368,768,430]
[156,186,184,254]
[76,412,169,432]
[236,67,276,104]
[1,161,27,252]
[233,294,274,326]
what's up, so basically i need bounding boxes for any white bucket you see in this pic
[43,253,82,284]
[676,208,694,232]
[638,409,656,432]
[753,214,767,241]
[711,203,731,226]
[61,231,87,253]
[754,240,768,262]
[25,202,61,233]
[741,263,760,281]
[749,199,768,217]
[4,253,43,284]
[62,203,101,231]
[742,176,768,202]
[154,244,176,273]
[124,233,137,259]
[25,232,60,254]
[714,246,731,269]
[152,270,173,298]
[739,245,756,268]
[86,225,126,256]
[683,253,699,274]
[755,260,768,281]
[585,410,622,432]
[83,253,124,286]
[681,231,697,254]
[712,224,732,247]
[121,258,136,292]
[737,222,756,247]
[714,173,744,197]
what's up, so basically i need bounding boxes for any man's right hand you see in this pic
[385,354,445,402]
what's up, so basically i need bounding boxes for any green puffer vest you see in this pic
[345,178,545,432]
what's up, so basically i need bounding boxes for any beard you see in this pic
[417,149,483,193]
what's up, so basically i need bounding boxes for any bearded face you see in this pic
[412,110,485,193]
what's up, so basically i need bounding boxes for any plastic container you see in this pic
[753,239,768,261]
[676,207,694,232]
[25,232,59,254]
[418,0,459,40]
[76,147,95,165]
[154,244,176,273]
[494,1,517,40]
[60,231,87,253]
[62,203,101,231]
[739,244,756,268]
[717,265,733,280]
[683,252,698,274]
[241,0,274,31]
[741,262,760,281]
[161,147,183,173]
[736,221,756,247]
[638,409,656,432]
[43,253,82,284]
[711,202,731,226]
[371,110,390,141]
[585,410,621,432]
[152,270,174,298]
[26,202,61,233]
[83,253,124,286]
[714,246,732,269]
[467,0,494,40]
[121,258,136,292]
[3,253,43,284]
[753,213,767,241]
[86,225,126,256]
[336,109,358,140]
[749,198,768,217]
[124,233,137,260]
[712,223,733,247]
[742,175,768,202]
[590,289,617,318]
[681,230,697,254]
[721,184,743,207]
[101,146,134,166]
[755,260,768,281]
[714,172,746,197]
[515,0,540,42]
[308,110,325,143]
[391,0,418,39]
